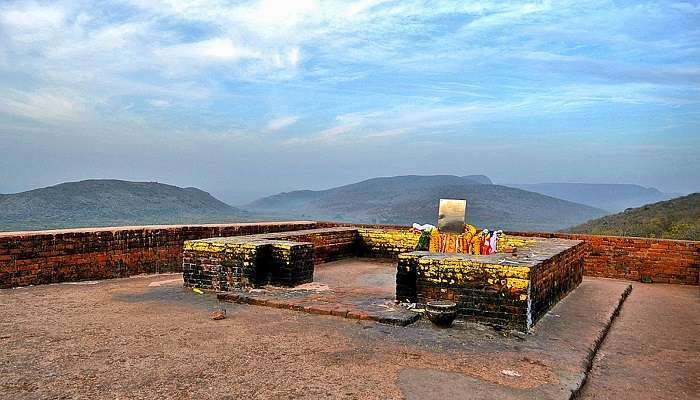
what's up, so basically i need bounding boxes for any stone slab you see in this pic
[580,283,700,400]
[218,290,419,326]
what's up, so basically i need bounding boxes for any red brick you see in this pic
[306,305,333,315]
[331,308,349,318]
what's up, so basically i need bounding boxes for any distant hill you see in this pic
[565,193,700,240]
[462,175,493,185]
[246,175,607,232]
[0,180,246,231]
[508,183,675,212]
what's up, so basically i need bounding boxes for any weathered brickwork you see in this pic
[348,227,536,258]
[355,228,420,258]
[528,240,586,324]
[506,231,700,285]
[182,227,357,289]
[396,253,420,303]
[267,241,315,286]
[324,222,699,286]
[396,238,585,331]
[2,221,698,288]
[183,241,269,290]
[0,222,317,288]
[264,228,359,264]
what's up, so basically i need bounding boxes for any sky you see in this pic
[0,0,698,205]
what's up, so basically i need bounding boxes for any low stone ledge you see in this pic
[217,289,420,326]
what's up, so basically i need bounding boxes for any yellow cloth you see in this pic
[470,233,483,255]
[429,229,441,252]
[464,224,477,236]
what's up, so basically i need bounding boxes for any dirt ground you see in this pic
[0,269,694,399]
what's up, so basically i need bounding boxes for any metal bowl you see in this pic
[425,300,457,328]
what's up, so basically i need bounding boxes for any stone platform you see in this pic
[185,227,586,330]
[183,227,359,290]
[398,237,586,331]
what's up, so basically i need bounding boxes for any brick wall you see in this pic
[183,240,314,290]
[412,255,532,330]
[506,231,699,285]
[269,228,359,264]
[355,228,420,258]
[182,227,359,289]
[324,222,700,286]
[2,221,698,289]
[183,242,266,291]
[397,238,584,331]
[528,241,586,324]
[0,222,317,288]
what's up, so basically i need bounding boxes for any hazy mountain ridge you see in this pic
[508,183,676,212]
[246,175,608,232]
[0,180,246,231]
[249,175,488,210]
[461,175,493,184]
[565,193,700,240]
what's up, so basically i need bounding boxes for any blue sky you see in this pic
[0,0,698,204]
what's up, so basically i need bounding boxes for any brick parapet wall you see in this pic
[0,221,317,288]
[1,221,698,288]
[505,231,699,285]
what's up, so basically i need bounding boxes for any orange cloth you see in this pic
[442,234,457,253]
[429,229,441,252]
[426,226,487,254]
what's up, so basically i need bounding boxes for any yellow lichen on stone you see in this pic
[183,241,227,252]
[417,258,530,288]
[506,277,529,289]
[357,229,421,250]
[498,235,536,252]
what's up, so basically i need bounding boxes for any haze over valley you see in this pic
[1,175,691,237]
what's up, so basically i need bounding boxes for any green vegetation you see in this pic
[0,180,246,231]
[566,193,700,240]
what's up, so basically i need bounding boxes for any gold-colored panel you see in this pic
[437,199,467,233]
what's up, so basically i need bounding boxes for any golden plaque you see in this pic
[437,199,467,233]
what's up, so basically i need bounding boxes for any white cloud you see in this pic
[267,115,299,131]
[459,2,551,33]
[281,77,700,146]
[0,90,86,122]
[148,99,170,108]
[0,0,697,145]
[158,38,261,63]
[0,3,66,41]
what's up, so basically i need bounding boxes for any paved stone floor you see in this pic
[0,271,696,399]
[218,259,418,325]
